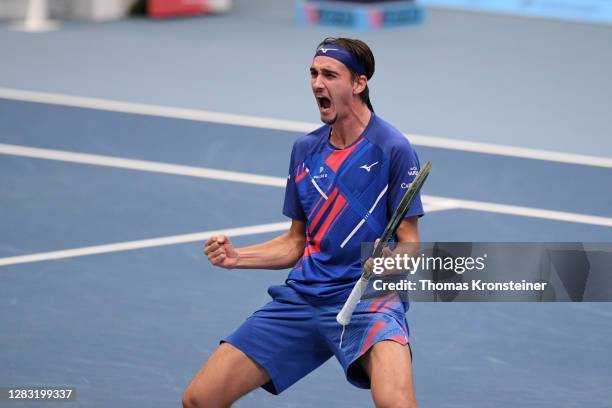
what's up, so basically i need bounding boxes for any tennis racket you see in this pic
[336,161,432,326]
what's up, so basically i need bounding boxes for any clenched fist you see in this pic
[204,235,239,269]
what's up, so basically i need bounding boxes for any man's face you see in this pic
[310,56,355,125]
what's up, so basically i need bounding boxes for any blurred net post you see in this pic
[9,0,61,32]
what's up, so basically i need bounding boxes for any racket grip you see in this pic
[336,277,368,326]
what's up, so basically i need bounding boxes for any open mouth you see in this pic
[317,96,332,111]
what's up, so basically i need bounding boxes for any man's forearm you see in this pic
[234,231,304,270]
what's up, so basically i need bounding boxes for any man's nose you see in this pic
[312,75,324,90]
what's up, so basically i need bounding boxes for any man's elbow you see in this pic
[284,220,306,267]
[290,237,306,262]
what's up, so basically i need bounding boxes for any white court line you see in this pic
[408,134,612,169]
[421,197,461,213]
[0,222,291,267]
[1,87,611,169]
[0,143,285,187]
[1,143,611,228]
[423,195,612,227]
[0,87,315,133]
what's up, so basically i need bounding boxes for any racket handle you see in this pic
[336,277,368,326]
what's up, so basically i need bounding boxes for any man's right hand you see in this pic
[363,239,395,277]
[204,235,239,269]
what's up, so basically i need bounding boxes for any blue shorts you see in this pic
[223,284,410,394]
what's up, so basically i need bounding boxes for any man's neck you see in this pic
[330,103,371,149]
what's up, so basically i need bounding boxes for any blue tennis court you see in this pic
[1,1,612,407]
[2,97,612,407]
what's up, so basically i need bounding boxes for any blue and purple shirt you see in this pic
[283,112,424,300]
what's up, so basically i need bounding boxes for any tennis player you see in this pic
[183,37,424,408]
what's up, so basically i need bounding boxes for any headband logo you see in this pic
[317,47,338,54]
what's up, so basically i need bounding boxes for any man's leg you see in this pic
[183,343,269,408]
[361,340,418,408]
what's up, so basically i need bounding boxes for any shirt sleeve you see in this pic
[282,144,307,222]
[387,140,425,218]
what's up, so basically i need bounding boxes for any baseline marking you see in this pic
[1,87,610,169]
[1,143,611,228]
[0,143,285,187]
[0,222,291,267]
[423,196,612,227]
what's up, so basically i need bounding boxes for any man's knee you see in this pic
[371,378,419,408]
[182,343,268,408]
[181,386,199,408]
[182,384,229,408]
[372,393,419,408]
[366,340,417,408]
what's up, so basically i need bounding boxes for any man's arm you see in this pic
[204,220,306,270]
[395,216,419,244]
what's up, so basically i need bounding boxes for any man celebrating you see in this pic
[183,37,424,408]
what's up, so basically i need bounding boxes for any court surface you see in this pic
[1,2,612,407]
[2,96,612,407]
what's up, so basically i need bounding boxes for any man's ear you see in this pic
[353,75,367,95]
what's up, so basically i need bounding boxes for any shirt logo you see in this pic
[311,166,327,179]
[408,166,419,176]
[359,161,379,172]
[317,47,339,54]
